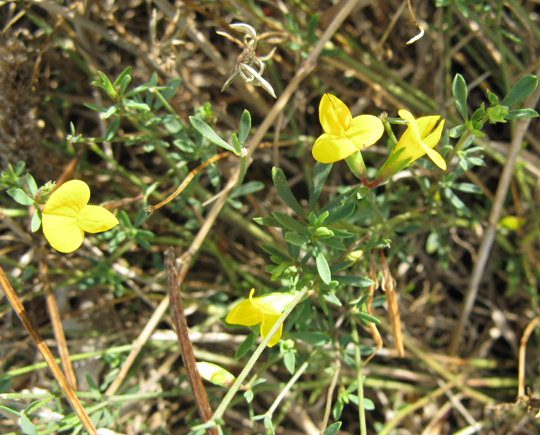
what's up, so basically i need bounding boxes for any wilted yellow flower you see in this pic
[42,180,119,253]
[312,94,384,164]
[225,289,296,347]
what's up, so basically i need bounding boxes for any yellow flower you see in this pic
[392,110,446,170]
[312,94,384,164]
[42,180,119,253]
[225,289,296,347]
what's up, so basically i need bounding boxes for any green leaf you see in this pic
[452,74,468,121]
[505,109,539,119]
[272,168,306,217]
[189,117,235,153]
[323,422,342,435]
[318,186,358,217]
[105,116,120,141]
[332,275,374,287]
[285,232,311,246]
[238,110,251,145]
[332,400,344,420]
[486,89,499,106]
[322,291,342,307]
[260,244,291,262]
[449,124,467,138]
[96,71,116,99]
[308,162,332,213]
[315,250,331,284]
[357,311,381,324]
[0,405,20,418]
[283,351,295,374]
[306,13,319,43]
[323,202,355,226]
[113,66,132,87]
[253,216,285,229]
[272,212,310,235]
[83,102,108,113]
[319,238,346,251]
[26,173,38,197]
[103,104,119,119]
[118,74,131,96]
[453,183,482,194]
[230,181,265,199]
[231,133,241,154]
[122,98,150,111]
[20,414,37,435]
[289,332,331,346]
[30,209,41,232]
[7,188,35,205]
[502,75,538,107]
[0,377,10,393]
[235,332,256,359]
[244,389,254,403]
[444,188,470,217]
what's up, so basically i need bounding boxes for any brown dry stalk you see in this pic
[364,252,382,365]
[146,151,230,215]
[0,265,97,435]
[39,250,78,390]
[518,315,540,399]
[379,250,404,357]
[165,249,217,435]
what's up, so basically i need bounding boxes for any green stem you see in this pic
[366,189,385,222]
[211,285,310,424]
[351,313,367,435]
[265,349,319,418]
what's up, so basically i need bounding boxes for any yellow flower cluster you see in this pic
[312,94,446,178]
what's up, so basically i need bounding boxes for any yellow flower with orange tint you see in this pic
[42,180,119,253]
[225,289,296,347]
[312,94,384,164]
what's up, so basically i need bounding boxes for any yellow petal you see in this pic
[312,133,357,163]
[422,119,445,149]
[420,142,447,170]
[260,313,282,347]
[78,205,119,233]
[42,214,84,253]
[319,94,351,135]
[416,115,440,139]
[43,180,90,217]
[347,115,384,150]
[225,290,263,326]
[397,109,421,143]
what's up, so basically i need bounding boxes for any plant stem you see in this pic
[350,313,367,435]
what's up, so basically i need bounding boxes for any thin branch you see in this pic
[0,265,96,435]
[165,248,218,435]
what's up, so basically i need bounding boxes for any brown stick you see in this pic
[518,316,540,399]
[39,250,78,390]
[0,265,97,435]
[146,152,230,215]
[380,250,404,357]
[165,249,218,435]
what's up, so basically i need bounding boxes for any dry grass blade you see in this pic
[39,250,78,390]
[380,250,404,358]
[0,266,96,435]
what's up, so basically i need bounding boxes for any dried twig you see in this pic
[0,265,96,435]
[39,249,78,390]
[165,249,217,435]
